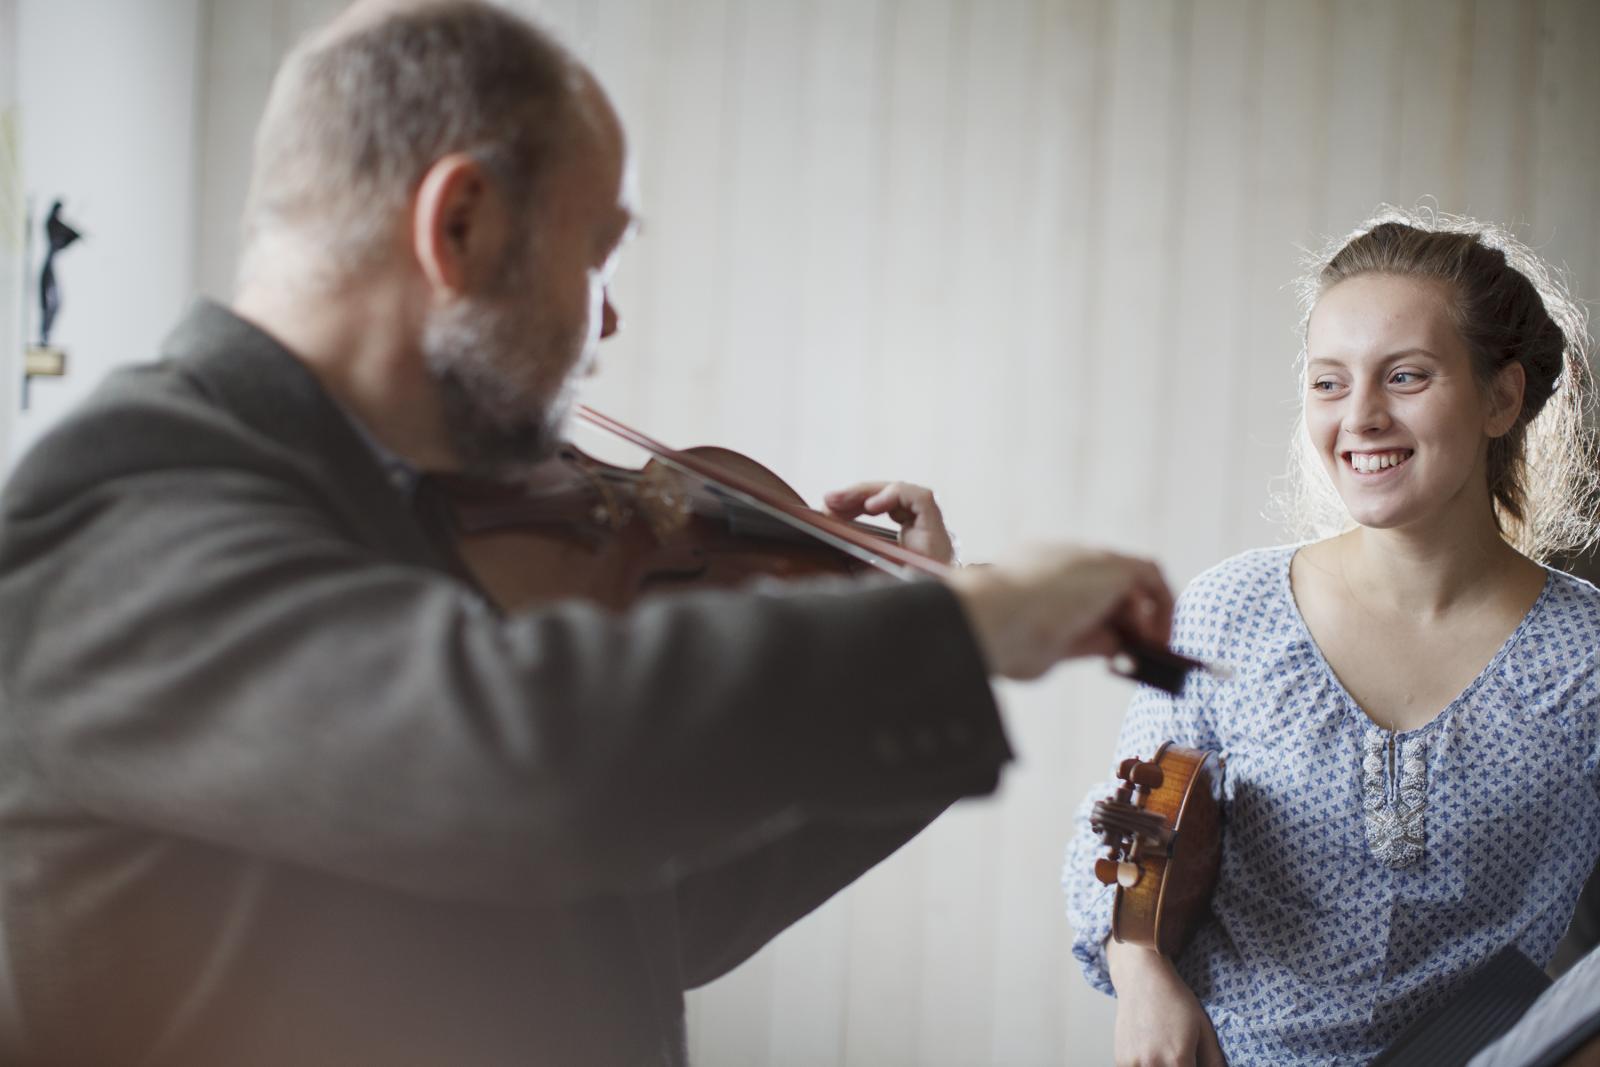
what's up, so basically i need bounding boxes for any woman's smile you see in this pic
[1343,448,1415,476]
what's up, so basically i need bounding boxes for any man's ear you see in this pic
[412,153,504,297]
[1486,359,1526,438]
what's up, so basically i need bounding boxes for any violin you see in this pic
[1090,742,1225,957]
[428,412,912,613]
[431,405,1213,695]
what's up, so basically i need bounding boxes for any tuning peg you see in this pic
[1117,758,1163,790]
[1095,857,1142,888]
[1132,762,1164,789]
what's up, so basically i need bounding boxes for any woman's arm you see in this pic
[1063,627,1227,989]
[1064,565,1240,1062]
[1106,938,1227,1067]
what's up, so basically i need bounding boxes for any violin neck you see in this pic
[851,519,899,542]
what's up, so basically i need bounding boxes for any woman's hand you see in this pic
[1106,939,1227,1067]
[823,481,956,565]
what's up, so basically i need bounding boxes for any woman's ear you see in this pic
[1486,360,1526,438]
[411,153,506,298]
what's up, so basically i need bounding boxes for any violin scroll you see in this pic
[1089,742,1225,958]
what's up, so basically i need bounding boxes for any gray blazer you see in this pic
[0,302,1009,1066]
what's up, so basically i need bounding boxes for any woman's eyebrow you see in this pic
[1307,348,1440,368]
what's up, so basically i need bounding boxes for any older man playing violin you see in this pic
[0,3,1173,1065]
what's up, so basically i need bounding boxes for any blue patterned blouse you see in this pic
[1064,545,1600,1066]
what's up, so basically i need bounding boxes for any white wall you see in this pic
[0,0,22,465]
[14,0,1600,1063]
[0,0,201,470]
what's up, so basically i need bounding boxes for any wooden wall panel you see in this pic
[1009,0,1110,546]
[1159,0,1257,582]
[1079,0,1189,550]
[839,6,963,1060]
[1458,0,1540,224]
[1393,0,1472,209]
[1531,0,1600,306]
[1228,0,1326,556]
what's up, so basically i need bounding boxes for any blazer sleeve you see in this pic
[673,805,946,988]
[0,461,1008,907]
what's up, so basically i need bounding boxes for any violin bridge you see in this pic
[638,465,693,541]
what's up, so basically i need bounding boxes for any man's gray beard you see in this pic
[421,296,575,481]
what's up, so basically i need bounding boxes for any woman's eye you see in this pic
[1311,379,1339,393]
[1390,371,1426,386]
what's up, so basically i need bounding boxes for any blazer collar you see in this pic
[159,299,447,566]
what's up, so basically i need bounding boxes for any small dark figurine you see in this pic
[38,200,83,346]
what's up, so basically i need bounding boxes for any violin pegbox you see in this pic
[1090,756,1173,890]
[1087,743,1224,956]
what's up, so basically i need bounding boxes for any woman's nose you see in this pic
[1343,382,1391,434]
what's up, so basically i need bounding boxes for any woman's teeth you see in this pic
[1349,450,1411,473]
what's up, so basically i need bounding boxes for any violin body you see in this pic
[432,443,881,613]
[1090,742,1224,958]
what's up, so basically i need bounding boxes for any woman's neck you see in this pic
[1336,517,1532,621]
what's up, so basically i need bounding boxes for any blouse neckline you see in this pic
[1276,544,1554,741]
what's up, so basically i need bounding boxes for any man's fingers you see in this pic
[1121,559,1174,645]
[865,482,938,521]
[824,481,954,564]
[1064,626,1121,660]
[945,543,1178,678]
[821,481,885,518]
[827,481,943,530]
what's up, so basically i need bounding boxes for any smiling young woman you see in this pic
[1065,207,1600,1067]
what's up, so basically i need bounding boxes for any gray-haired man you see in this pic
[0,3,1172,1063]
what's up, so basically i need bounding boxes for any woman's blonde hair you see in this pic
[1279,205,1600,563]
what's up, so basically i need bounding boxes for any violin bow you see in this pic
[574,405,1228,694]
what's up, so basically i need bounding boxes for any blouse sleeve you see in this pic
[1062,575,1231,995]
